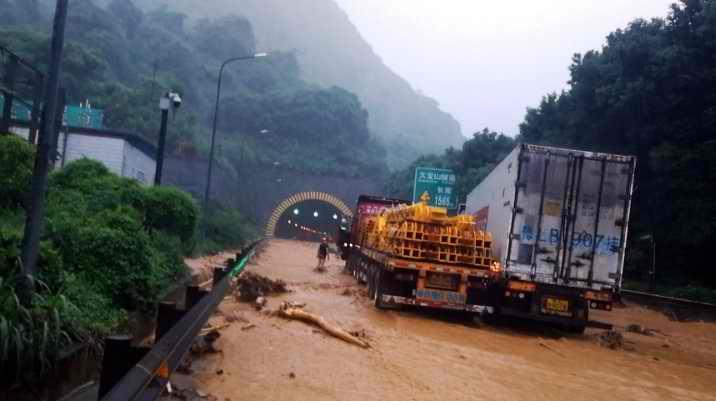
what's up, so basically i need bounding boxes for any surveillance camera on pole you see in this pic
[155,92,181,186]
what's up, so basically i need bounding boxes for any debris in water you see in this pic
[349,328,369,340]
[177,354,193,374]
[235,272,289,302]
[289,372,296,379]
[241,323,256,331]
[255,296,267,310]
[625,323,655,336]
[191,330,222,355]
[599,330,624,350]
[277,301,370,348]
[216,369,224,375]
[225,311,248,323]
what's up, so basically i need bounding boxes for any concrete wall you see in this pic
[122,141,156,185]
[164,157,382,227]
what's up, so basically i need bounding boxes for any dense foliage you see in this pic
[0,141,200,381]
[385,129,515,203]
[517,0,716,287]
[0,135,33,209]
[196,203,261,256]
[0,0,389,178]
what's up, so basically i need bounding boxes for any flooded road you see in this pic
[177,239,716,401]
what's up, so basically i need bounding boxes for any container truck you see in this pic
[466,144,636,332]
[341,195,500,315]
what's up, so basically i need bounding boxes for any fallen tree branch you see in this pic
[278,303,369,348]
[199,323,231,336]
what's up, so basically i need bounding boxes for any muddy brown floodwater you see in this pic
[173,239,716,401]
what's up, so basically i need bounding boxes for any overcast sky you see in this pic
[334,0,675,138]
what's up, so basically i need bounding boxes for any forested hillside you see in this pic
[517,0,716,288]
[0,0,388,178]
[134,0,466,168]
[387,1,716,293]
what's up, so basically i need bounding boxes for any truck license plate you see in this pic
[544,297,569,313]
[416,289,466,304]
[426,272,459,290]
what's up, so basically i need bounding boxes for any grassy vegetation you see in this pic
[0,135,206,384]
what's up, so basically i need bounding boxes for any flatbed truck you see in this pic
[340,195,500,314]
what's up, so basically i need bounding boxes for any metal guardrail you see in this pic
[620,289,716,321]
[98,240,264,401]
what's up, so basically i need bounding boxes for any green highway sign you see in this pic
[412,167,457,209]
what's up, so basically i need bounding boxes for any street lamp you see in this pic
[202,53,268,234]
[639,234,656,293]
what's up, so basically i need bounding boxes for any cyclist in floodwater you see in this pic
[317,238,329,269]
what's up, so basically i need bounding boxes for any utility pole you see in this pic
[18,0,69,306]
[154,98,169,186]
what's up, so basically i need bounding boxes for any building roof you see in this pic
[9,118,157,161]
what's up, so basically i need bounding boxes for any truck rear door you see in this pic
[509,147,635,290]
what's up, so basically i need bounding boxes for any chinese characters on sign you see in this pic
[520,224,620,255]
[358,202,390,216]
[412,167,458,209]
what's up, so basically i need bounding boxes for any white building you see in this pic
[57,127,157,185]
[10,121,157,185]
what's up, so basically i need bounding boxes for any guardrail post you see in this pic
[98,336,133,399]
[186,285,208,309]
[155,301,182,341]
[213,266,226,287]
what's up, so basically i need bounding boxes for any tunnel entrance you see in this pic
[265,192,353,239]
[273,199,348,241]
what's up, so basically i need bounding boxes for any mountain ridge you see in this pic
[139,0,466,168]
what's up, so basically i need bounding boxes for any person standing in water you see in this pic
[317,238,329,268]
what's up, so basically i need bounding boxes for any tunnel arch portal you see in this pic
[265,191,354,238]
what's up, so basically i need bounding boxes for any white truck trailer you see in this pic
[466,144,636,332]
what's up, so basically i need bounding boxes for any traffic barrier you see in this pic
[97,240,263,401]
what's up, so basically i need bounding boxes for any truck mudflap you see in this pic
[380,294,495,314]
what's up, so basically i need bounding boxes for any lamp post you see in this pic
[639,234,656,293]
[202,53,268,236]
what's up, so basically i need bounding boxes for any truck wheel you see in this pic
[373,270,389,309]
[367,267,376,299]
[359,266,367,284]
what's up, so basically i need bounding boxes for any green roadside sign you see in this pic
[412,167,457,209]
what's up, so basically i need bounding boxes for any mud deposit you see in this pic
[169,239,716,401]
